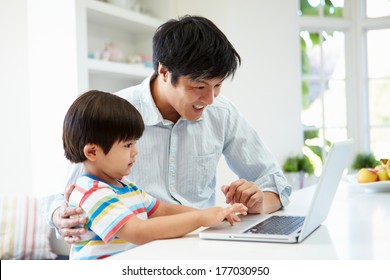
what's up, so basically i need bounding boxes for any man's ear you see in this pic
[83,143,98,161]
[158,63,169,82]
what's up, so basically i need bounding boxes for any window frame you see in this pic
[299,0,390,159]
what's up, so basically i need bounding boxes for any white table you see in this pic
[108,180,390,260]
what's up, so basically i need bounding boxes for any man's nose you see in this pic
[202,89,215,105]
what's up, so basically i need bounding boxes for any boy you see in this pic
[63,90,247,259]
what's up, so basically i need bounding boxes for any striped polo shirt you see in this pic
[68,174,159,260]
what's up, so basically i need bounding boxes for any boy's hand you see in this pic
[201,203,248,227]
[224,203,248,226]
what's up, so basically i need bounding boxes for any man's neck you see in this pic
[150,75,180,123]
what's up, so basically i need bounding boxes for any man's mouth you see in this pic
[193,105,205,110]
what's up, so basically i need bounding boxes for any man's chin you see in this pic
[184,115,202,122]
[185,110,205,121]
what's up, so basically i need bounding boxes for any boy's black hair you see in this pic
[63,90,144,163]
[152,15,241,85]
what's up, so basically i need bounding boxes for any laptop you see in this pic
[199,139,354,243]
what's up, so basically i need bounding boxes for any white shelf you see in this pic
[77,0,164,90]
[87,58,153,79]
[86,0,163,33]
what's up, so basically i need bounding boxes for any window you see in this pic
[367,29,390,157]
[299,0,347,174]
[299,0,390,173]
[300,30,347,172]
[366,0,390,18]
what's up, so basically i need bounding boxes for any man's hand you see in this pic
[221,179,282,214]
[53,185,87,244]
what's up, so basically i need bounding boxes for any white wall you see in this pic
[0,0,31,195]
[174,0,303,195]
[0,0,79,196]
[28,0,80,197]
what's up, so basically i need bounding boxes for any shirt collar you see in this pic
[140,74,165,126]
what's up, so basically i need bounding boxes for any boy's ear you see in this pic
[83,143,98,161]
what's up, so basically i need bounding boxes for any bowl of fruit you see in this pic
[346,158,390,192]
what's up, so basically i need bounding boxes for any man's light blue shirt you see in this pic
[46,75,291,227]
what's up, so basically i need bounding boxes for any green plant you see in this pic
[282,154,315,175]
[352,153,380,170]
[299,0,343,17]
[303,129,332,160]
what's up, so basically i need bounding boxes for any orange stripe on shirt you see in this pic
[74,184,87,194]
[148,200,160,217]
[131,207,147,215]
[80,182,101,206]
[103,213,135,243]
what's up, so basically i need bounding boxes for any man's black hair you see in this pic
[152,15,241,85]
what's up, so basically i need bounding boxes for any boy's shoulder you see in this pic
[76,175,110,190]
[76,175,139,191]
[120,177,139,189]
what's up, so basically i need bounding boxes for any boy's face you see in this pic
[164,73,224,122]
[96,139,138,181]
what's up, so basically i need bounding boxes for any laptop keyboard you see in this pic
[244,216,305,235]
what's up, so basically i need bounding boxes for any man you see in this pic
[46,15,291,243]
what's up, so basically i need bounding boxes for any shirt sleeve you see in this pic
[120,178,160,216]
[139,188,160,216]
[74,186,134,243]
[222,101,292,208]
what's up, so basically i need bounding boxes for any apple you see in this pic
[375,165,390,181]
[375,164,390,181]
[386,159,390,178]
[377,168,390,181]
[357,168,379,183]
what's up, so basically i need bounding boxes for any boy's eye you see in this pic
[124,142,135,148]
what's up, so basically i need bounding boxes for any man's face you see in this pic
[165,74,224,122]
